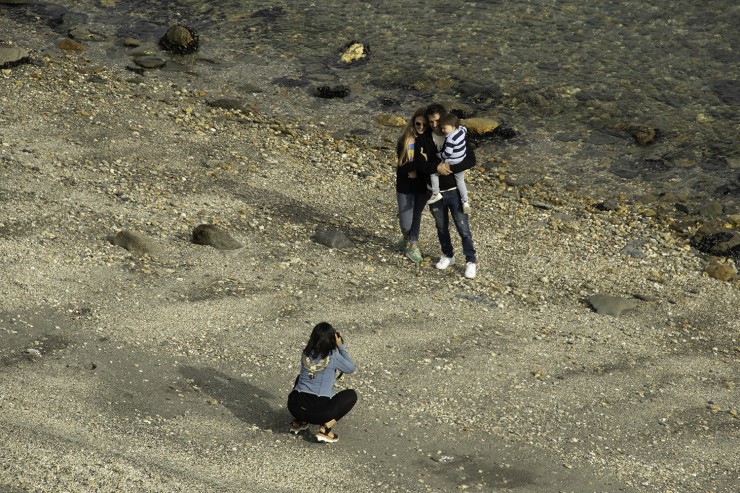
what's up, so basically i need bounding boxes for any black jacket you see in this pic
[414,131,476,191]
[395,136,428,194]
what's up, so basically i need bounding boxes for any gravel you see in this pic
[0,23,738,493]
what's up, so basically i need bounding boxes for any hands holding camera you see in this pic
[335,331,344,347]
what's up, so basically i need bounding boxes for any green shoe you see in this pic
[395,237,408,252]
[405,246,423,263]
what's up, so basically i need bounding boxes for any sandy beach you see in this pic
[1,21,739,493]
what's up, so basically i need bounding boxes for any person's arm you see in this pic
[413,136,440,175]
[446,144,476,174]
[333,332,356,374]
[333,345,356,374]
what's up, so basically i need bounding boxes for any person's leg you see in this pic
[403,191,428,263]
[427,174,442,204]
[447,193,476,264]
[287,390,311,433]
[317,389,358,443]
[396,192,414,250]
[454,171,469,203]
[429,196,454,260]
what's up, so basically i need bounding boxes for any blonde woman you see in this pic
[395,108,432,263]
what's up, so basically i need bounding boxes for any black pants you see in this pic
[287,389,357,425]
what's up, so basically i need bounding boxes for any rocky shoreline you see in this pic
[1,13,739,493]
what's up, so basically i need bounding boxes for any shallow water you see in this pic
[4,0,739,212]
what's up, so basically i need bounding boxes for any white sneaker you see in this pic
[464,262,477,279]
[427,192,443,205]
[436,255,455,270]
[462,201,471,214]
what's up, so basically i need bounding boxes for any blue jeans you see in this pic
[396,191,428,243]
[429,189,476,263]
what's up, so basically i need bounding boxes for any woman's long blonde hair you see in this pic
[396,107,426,167]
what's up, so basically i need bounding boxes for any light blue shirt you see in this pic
[293,344,356,397]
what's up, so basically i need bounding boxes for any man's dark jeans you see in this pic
[429,189,476,263]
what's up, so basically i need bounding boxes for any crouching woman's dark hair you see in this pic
[304,322,338,359]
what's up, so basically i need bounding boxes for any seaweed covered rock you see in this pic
[314,85,350,99]
[691,225,740,262]
[159,25,199,54]
[616,122,660,146]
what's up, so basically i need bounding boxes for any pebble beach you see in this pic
[1,3,739,493]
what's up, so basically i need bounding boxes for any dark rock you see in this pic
[314,85,350,99]
[207,98,246,111]
[192,224,242,250]
[125,66,146,76]
[159,25,200,54]
[109,230,160,256]
[251,6,285,20]
[714,183,740,197]
[494,124,517,139]
[314,230,353,249]
[616,122,660,146]
[587,293,638,317]
[595,199,620,211]
[691,226,740,261]
[710,79,740,105]
[49,12,88,33]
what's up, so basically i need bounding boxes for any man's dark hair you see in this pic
[425,103,447,118]
[439,113,460,128]
[304,322,337,359]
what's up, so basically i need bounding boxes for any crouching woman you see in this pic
[288,322,357,443]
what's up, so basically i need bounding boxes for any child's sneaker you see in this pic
[426,192,442,205]
[462,201,471,214]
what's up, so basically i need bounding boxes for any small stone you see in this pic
[314,230,354,249]
[58,39,86,52]
[159,25,200,54]
[375,114,406,127]
[192,224,243,250]
[705,259,737,282]
[587,293,638,317]
[0,46,30,68]
[133,56,166,69]
[109,230,160,256]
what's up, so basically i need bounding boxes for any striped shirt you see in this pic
[439,126,468,165]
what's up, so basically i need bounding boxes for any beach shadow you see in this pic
[179,365,286,431]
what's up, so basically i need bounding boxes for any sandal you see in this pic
[316,425,339,443]
[290,420,309,434]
